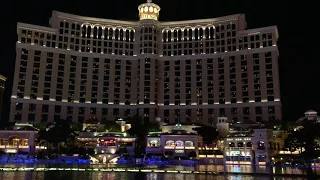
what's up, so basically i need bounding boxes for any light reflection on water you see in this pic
[0,171,304,180]
[0,164,315,180]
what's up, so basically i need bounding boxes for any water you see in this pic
[0,164,315,180]
[0,172,307,180]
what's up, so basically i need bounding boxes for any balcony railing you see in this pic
[164,146,195,150]
[224,147,252,150]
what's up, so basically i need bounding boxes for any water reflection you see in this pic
[0,164,318,180]
[0,171,308,180]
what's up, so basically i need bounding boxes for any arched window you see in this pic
[163,31,167,42]
[175,140,184,147]
[87,26,91,37]
[82,26,87,37]
[237,142,244,147]
[185,141,194,147]
[93,27,98,39]
[165,140,174,147]
[210,27,215,40]
[115,29,119,41]
[195,29,199,40]
[130,30,135,42]
[119,29,124,41]
[8,136,20,146]
[229,142,235,147]
[108,29,113,40]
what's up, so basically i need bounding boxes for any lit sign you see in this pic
[175,150,184,153]
[140,14,158,20]
[230,150,240,155]
[5,149,17,153]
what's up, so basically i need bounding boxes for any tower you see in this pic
[136,0,161,121]
[138,0,161,21]
[216,117,230,137]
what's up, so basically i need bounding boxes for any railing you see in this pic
[0,145,29,149]
[164,146,195,150]
[199,155,224,158]
[225,147,252,150]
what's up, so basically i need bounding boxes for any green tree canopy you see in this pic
[193,125,219,146]
[125,115,160,157]
[38,119,76,151]
[104,121,121,132]
[285,119,320,163]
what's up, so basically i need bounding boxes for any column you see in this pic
[130,60,138,105]
[247,54,255,102]
[169,60,175,105]
[24,49,35,99]
[224,56,231,103]
[119,59,126,104]
[180,60,186,105]
[235,55,242,103]
[62,55,71,102]
[157,60,164,105]
[150,58,156,104]
[108,59,115,104]
[237,107,243,123]
[191,59,197,105]
[49,53,59,101]
[213,59,219,104]
[139,59,145,104]
[9,103,16,122]
[74,56,81,103]
[262,107,268,121]
[259,53,267,101]
[48,105,55,123]
[35,104,42,123]
[250,106,256,122]
[72,107,79,123]
[85,57,93,104]
[272,51,280,102]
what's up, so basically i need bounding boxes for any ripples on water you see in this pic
[0,172,306,180]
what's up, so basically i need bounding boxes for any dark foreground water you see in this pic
[0,172,308,180]
[0,164,316,180]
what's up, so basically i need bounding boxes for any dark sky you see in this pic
[1,0,316,122]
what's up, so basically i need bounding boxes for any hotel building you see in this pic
[0,74,6,121]
[10,0,281,124]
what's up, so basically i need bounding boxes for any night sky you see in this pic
[1,0,315,122]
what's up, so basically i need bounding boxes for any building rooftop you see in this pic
[0,123,39,131]
[161,129,197,135]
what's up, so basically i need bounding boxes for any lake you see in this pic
[0,164,317,180]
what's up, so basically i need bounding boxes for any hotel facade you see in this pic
[10,0,281,124]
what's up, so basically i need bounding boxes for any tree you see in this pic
[38,119,77,154]
[104,121,121,132]
[34,123,48,131]
[125,115,148,158]
[285,119,320,177]
[193,126,219,165]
